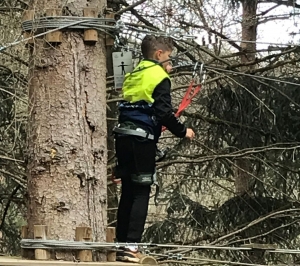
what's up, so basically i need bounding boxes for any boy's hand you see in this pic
[185,128,195,140]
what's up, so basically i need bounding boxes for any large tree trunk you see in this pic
[26,0,107,259]
[235,0,258,196]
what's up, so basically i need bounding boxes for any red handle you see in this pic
[162,80,202,132]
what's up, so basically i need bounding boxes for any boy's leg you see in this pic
[115,137,157,264]
[116,176,133,242]
[127,183,151,242]
[115,136,135,242]
[126,138,156,243]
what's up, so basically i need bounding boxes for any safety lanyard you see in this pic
[162,62,206,131]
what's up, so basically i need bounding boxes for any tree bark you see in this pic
[235,0,258,196]
[234,158,252,196]
[26,0,107,260]
[240,0,258,65]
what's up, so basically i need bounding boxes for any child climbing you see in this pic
[113,35,195,263]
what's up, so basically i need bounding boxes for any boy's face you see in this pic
[154,50,172,72]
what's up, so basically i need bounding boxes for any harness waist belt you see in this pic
[113,127,154,140]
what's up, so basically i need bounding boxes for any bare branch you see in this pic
[116,0,147,15]
[259,0,300,9]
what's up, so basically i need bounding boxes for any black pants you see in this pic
[115,136,156,243]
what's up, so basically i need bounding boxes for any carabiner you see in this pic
[199,63,206,84]
[192,61,199,79]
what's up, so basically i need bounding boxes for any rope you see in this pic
[170,61,300,88]
[20,239,300,255]
[0,19,91,52]
[19,239,253,250]
[205,66,300,87]
[149,252,269,266]
[21,239,114,250]
[220,38,299,47]
[1,14,298,54]
[21,16,115,32]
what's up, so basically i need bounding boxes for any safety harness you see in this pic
[113,127,154,140]
[112,62,206,206]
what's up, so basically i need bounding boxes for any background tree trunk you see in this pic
[235,0,258,196]
[26,0,107,260]
[240,0,258,65]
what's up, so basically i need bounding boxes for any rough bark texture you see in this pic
[234,158,252,196]
[26,0,107,259]
[240,0,258,65]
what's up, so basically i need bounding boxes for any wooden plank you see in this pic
[0,257,140,266]
[22,10,35,45]
[45,9,62,43]
[83,8,98,43]
[20,226,28,258]
[106,227,116,262]
[105,13,115,46]
[34,225,50,260]
[75,227,92,262]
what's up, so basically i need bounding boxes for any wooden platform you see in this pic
[0,257,143,266]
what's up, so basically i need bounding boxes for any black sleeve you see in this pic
[152,78,186,138]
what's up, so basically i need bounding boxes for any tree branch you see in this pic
[116,0,147,15]
[182,111,273,137]
[157,143,300,168]
[0,185,21,230]
[178,20,242,52]
[259,0,300,9]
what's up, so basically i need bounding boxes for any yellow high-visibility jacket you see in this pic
[122,60,170,103]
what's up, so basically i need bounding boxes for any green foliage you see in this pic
[144,76,300,263]
[0,64,27,255]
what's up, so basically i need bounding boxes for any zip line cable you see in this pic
[220,39,299,47]
[1,17,299,113]
[169,62,300,88]
[205,66,300,87]
[0,16,299,52]
[0,19,97,52]
[20,238,300,255]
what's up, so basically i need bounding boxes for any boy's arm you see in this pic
[152,78,186,138]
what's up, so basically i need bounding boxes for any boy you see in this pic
[113,35,195,263]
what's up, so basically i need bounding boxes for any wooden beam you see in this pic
[75,227,93,262]
[21,226,28,258]
[34,225,50,260]
[22,10,35,45]
[106,227,116,262]
[83,8,98,43]
[45,9,62,43]
[0,257,139,266]
[105,13,115,46]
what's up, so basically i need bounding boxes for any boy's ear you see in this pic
[155,50,163,60]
